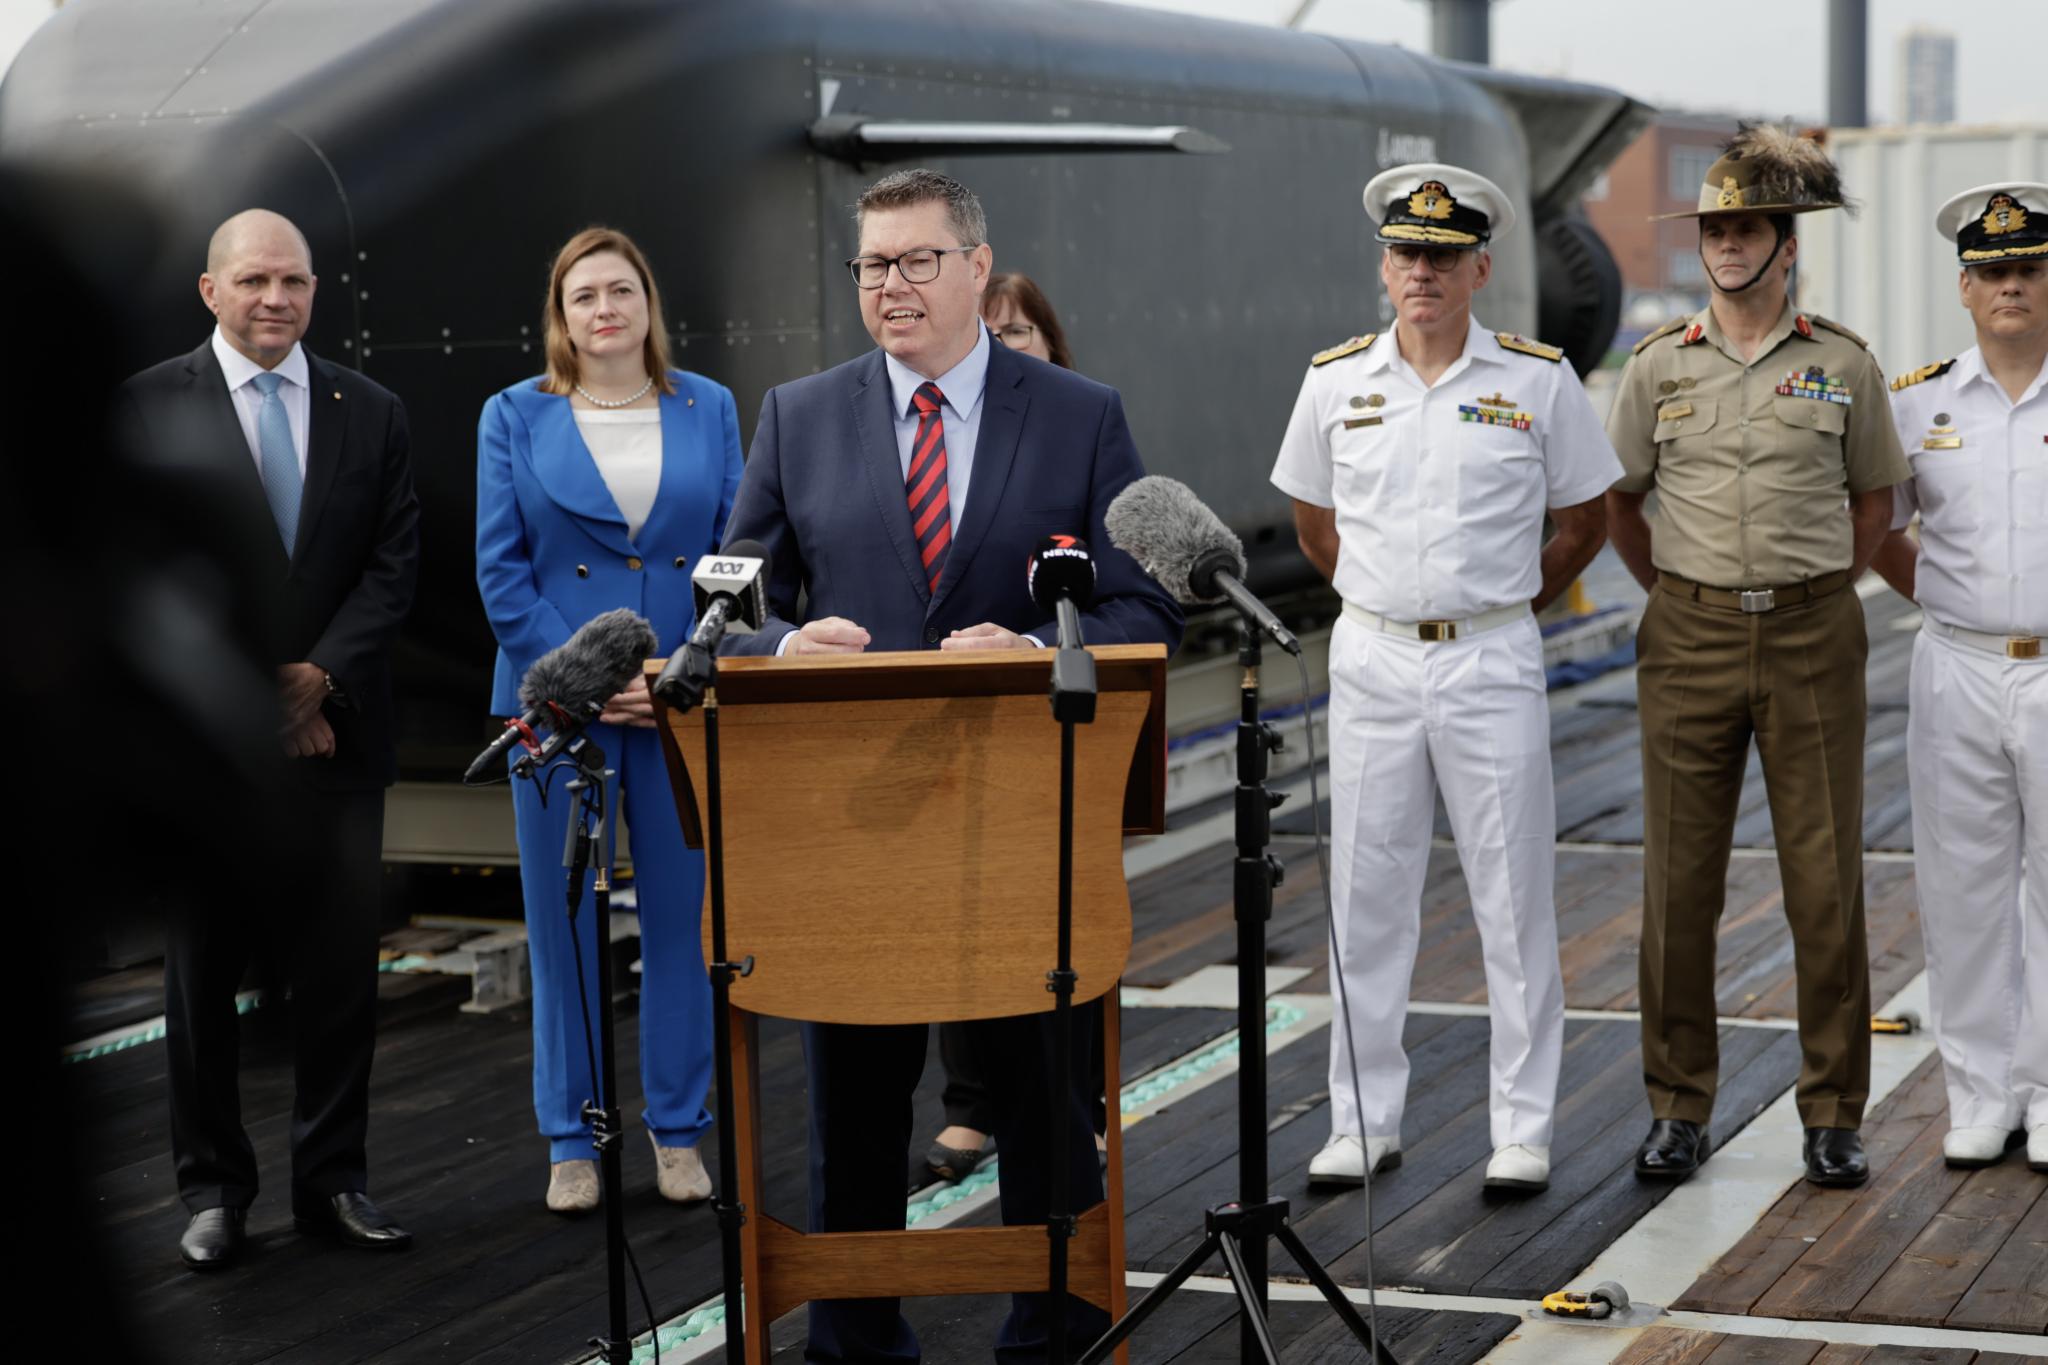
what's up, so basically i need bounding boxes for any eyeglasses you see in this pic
[993,323,1037,348]
[1385,244,1468,274]
[845,246,975,290]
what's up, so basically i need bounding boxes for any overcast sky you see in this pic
[2,0,2038,125]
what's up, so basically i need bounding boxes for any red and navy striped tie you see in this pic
[908,382,951,593]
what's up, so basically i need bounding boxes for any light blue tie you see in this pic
[251,371,301,552]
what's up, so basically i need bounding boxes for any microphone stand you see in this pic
[557,736,634,1365]
[1080,624,1394,1365]
[1045,600,1095,1364]
[653,650,750,1365]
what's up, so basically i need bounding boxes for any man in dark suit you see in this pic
[116,209,420,1270]
[722,169,1182,1363]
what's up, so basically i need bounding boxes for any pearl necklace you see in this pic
[575,376,654,408]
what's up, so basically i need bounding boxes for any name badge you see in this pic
[1658,402,1694,421]
[1343,415,1383,429]
[1921,436,1963,450]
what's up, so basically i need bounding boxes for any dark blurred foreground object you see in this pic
[0,162,290,1363]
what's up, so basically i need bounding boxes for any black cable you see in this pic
[1294,648,1384,1357]
[560,778,662,1364]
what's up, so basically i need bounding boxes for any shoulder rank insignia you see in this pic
[1632,318,1688,354]
[1890,358,1956,392]
[1807,315,1869,348]
[1495,332,1564,362]
[1312,333,1377,366]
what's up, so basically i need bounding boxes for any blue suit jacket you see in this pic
[476,371,744,714]
[721,341,1182,655]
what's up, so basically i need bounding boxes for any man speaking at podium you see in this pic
[720,168,1181,1361]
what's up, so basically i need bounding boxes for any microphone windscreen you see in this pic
[1103,476,1246,606]
[1027,535,1097,615]
[519,608,659,711]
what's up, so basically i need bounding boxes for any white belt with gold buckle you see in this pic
[1341,600,1532,642]
[1927,618,2045,661]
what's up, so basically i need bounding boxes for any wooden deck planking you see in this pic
[1678,1050,2048,1341]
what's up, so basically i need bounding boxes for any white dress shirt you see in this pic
[574,408,663,542]
[1270,317,1622,620]
[212,326,309,477]
[1889,347,2048,634]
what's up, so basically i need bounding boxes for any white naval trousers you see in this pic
[1908,627,2048,1131]
[1324,610,1564,1148]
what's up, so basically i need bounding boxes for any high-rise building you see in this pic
[1897,27,1956,126]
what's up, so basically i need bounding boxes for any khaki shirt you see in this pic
[1607,303,1910,588]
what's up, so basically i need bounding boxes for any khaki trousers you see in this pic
[1635,578,1872,1129]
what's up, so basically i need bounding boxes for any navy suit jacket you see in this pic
[722,340,1182,656]
[116,341,420,791]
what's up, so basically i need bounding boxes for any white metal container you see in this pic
[1798,124,2048,377]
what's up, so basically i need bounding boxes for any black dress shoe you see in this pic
[179,1207,246,1272]
[1803,1127,1868,1187]
[293,1192,413,1251]
[1635,1118,1710,1180]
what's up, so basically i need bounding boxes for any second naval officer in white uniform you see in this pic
[1271,164,1622,1193]
[1872,181,2048,1176]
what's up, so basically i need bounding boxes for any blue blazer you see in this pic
[721,341,1183,656]
[477,371,744,714]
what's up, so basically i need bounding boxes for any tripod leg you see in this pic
[1213,1230,1283,1365]
[1076,1233,1222,1365]
[1272,1223,1399,1365]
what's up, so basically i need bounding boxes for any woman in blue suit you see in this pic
[476,227,742,1213]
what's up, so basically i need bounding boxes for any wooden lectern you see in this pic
[654,644,1168,1362]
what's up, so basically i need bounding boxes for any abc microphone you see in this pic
[1027,535,1098,723]
[1104,476,1300,655]
[653,540,771,708]
[463,609,659,783]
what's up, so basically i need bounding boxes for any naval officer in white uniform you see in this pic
[1872,181,2048,1176]
[1270,163,1622,1193]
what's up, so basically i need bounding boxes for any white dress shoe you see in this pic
[1943,1125,2012,1168]
[650,1133,714,1203]
[1307,1134,1400,1188]
[547,1159,599,1215]
[2029,1124,2047,1174]
[1483,1143,1551,1192]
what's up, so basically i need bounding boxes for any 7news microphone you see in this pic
[652,540,771,708]
[1028,534,1098,723]
[462,609,659,783]
[1103,475,1300,655]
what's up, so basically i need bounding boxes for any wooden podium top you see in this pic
[647,644,1169,834]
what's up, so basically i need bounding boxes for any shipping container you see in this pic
[1799,123,2048,377]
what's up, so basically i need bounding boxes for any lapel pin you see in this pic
[333,391,342,400]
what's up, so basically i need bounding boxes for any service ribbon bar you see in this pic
[1458,404,1531,430]
[1775,367,1853,405]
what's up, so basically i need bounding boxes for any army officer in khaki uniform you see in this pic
[1605,125,1910,1188]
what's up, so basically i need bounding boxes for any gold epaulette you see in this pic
[1495,332,1564,362]
[1632,319,1688,355]
[1890,358,1956,392]
[1808,315,1870,348]
[1312,334,1377,366]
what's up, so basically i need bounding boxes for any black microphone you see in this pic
[653,540,772,708]
[464,609,660,783]
[1027,535,1097,723]
[1103,476,1301,655]
[1027,534,1097,652]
